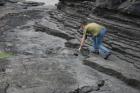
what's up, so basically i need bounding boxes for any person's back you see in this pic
[84,23,105,36]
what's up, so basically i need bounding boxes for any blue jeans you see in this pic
[92,28,110,58]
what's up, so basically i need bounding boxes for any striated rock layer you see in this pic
[0,1,140,93]
[57,0,140,68]
[59,0,140,17]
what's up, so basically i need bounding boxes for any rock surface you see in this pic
[65,39,80,48]
[0,0,6,6]
[119,0,140,16]
[59,0,140,17]
[0,0,140,93]
[57,0,140,92]
[58,0,140,68]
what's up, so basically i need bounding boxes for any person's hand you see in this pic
[78,47,82,51]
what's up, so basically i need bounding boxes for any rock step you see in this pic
[83,56,140,90]
[88,15,140,40]
[34,24,74,40]
[112,51,140,69]
[105,34,140,57]
[107,33,140,48]
[54,11,140,53]
[48,9,140,67]
[104,34,139,49]
[104,14,140,28]
[51,10,140,40]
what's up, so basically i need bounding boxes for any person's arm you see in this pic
[79,30,86,51]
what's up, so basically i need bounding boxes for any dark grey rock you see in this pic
[65,39,80,48]
[58,0,140,67]
[0,0,6,6]
[34,24,74,40]
[0,1,140,93]
[0,82,9,93]
[119,1,140,16]
[22,1,45,7]
[59,0,140,16]
[69,86,99,93]
[95,0,126,9]
[96,80,105,87]
[84,57,140,89]
[8,0,19,3]
[0,59,9,72]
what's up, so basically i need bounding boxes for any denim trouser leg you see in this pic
[91,37,98,52]
[99,29,110,57]
[93,37,98,50]
[92,28,110,57]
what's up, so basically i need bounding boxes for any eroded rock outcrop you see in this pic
[119,0,140,17]
[0,0,6,6]
[59,0,140,17]
[0,0,140,93]
[58,0,140,68]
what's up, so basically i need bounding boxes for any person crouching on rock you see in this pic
[79,21,111,59]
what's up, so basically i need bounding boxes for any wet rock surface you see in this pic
[58,0,140,67]
[21,1,45,6]
[0,0,5,6]
[65,39,80,48]
[0,0,140,93]
[58,0,140,92]
[59,0,140,17]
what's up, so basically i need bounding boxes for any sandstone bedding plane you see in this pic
[0,0,140,93]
